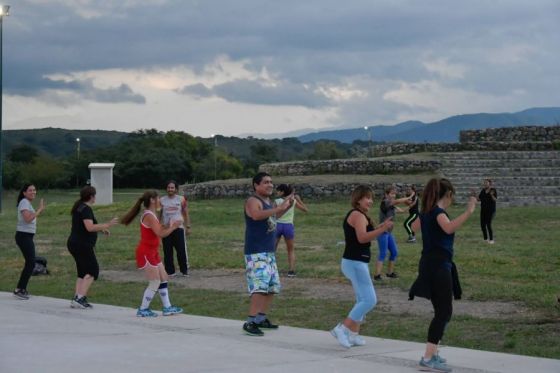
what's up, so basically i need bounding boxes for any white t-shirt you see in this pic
[160,195,187,227]
[17,198,37,234]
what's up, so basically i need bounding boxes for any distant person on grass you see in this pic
[122,191,183,317]
[67,186,118,309]
[159,180,191,277]
[477,178,497,244]
[13,184,45,300]
[409,178,476,372]
[242,172,294,336]
[373,185,411,280]
[330,185,393,348]
[403,184,419,243]
[274,184,308,277]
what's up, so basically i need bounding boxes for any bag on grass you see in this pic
[32,256,49,276]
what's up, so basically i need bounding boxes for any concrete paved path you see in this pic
[1,292,558,373]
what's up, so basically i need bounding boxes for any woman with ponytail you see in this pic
[409,178,476,372]
[122,191,183,317]
[67,186,118,309]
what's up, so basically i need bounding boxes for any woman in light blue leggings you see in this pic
[331,185,393,349]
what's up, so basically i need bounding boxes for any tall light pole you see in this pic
[0,5,10,213]
[76,138,80,187]
[211,134,217,180]
[363,126,372,158]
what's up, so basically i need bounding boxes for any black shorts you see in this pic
[67,239,99,280]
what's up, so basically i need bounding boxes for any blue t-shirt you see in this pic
[244,196,276,255]
[420,206,455,267]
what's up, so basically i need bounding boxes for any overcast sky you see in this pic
[2,0,559,138]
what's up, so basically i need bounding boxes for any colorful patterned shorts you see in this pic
[244,252,281,294]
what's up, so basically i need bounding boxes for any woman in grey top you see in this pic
[14,184,45,300]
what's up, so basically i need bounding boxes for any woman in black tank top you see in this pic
[330,185,393,349]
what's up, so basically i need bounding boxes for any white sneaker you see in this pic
[488,240,495,244]
[330,323,351,348]
[348,331,366,346]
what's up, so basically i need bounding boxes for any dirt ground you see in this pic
[102,268,531,319]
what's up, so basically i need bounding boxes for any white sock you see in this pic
[158,282,172,308]
[140,288,156,310]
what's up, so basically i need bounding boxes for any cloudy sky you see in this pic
[2,0,559,138]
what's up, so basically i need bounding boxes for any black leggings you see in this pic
[403,212,418,236]
[427,268,453,344]
[162,228,188,275]
[15,231,36,290]
[480,210,495,241]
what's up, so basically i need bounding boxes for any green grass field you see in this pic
[1,189,559,358]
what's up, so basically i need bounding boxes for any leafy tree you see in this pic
[7,144,39,163]
[308,141,345,160]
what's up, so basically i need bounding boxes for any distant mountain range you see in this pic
[297,107,560,143]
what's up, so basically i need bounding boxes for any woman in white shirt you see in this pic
[14,184,45,300]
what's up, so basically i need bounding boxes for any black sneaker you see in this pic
[373,275,382,281]
[71,296,92,309]
[243,322,264,336]
[386,272,399,279]
[13,289,29,300]
[287,271,296,278]
[257,318,279,329]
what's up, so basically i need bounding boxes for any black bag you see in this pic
[32,256,49,276]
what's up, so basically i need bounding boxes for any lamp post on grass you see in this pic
[0,5,10,213]
[211,134,217,180]
[363,126,372,158]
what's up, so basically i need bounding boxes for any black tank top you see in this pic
[342,209,374,263]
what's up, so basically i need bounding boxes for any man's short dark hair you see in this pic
[166,180,179,189]
[252,172,271,190]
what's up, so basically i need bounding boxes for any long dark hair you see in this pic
[276,184,293,196]
[420,178,455,214]
[121,190,158,225]
[17,184,34,206]
[71,186,96,215]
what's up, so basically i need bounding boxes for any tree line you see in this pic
[2,128,376,189]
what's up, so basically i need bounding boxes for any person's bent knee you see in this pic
[148,279,161,292]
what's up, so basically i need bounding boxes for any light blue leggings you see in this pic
[341,258,377,322]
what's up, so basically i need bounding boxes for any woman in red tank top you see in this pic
[122,191,183,317]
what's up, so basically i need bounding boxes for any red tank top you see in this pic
[138,210,160,251]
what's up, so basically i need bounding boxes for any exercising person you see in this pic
[122,191,183,317]
[403,185,419,243]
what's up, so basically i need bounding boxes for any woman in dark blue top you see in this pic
[409,178,476,372]
[330,185,393,349]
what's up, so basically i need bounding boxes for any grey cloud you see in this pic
[179,80,332,108]
[3,0,560,123]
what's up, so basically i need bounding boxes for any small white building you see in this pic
[88,163,115,205]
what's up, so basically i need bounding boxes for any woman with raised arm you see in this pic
[13,184,45,300]
[122,191,183,317]
[409,178,477,372]
[274,184,308,277]
[330,185,393,348]
[68,186,118,309]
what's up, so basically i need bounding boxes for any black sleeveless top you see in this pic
[342,209,374,263]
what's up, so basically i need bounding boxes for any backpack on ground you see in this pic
[32,256,49,276]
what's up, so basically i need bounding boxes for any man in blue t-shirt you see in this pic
[242,172,293,336]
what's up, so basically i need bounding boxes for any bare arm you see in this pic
[21,199,45,223]
[144,213,181,238]
[294,195,308,212]
[348,211,393,244]
[437,197,477,234]
[246,196,293,221]
[83,217,119,233]
[411,216,421,232]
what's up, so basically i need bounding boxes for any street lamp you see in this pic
[75,138,80,187]
[211,134,218,180]
[0,5,10,213]
[363,126,372,158]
